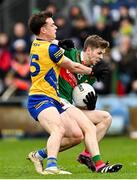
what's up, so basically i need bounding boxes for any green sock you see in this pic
[92,155,101,163]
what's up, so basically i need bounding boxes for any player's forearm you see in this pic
[71,62,92,74]
[61,56,92,74]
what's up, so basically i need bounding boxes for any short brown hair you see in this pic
[28,11,53,35]
[83,35,109,51]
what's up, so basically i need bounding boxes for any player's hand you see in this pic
[92,60,110,82]
[83,92,97,110]
[58,39,75,50]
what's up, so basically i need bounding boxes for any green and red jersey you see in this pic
[59,48,96,103]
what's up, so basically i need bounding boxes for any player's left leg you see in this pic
[77,110,112,170]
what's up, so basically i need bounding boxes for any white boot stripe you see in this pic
[101,167,106,173]
[109,165,113,169]
[105,166,109,172]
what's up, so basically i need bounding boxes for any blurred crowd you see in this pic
[1,0,137,100]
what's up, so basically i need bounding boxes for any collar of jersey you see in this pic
[36,38,46,41]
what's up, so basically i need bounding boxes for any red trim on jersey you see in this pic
[60,68,77,88]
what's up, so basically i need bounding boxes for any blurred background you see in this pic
[0,0,137,139]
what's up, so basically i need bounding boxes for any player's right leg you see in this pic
[41,104,86,175]
[38,107,73,175]
[27,95,71,175]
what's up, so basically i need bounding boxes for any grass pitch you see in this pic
[0,136,137,179]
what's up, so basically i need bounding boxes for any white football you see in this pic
[72,83,95,108]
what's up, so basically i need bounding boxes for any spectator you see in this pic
[10,22,31,54]
[119,18,134,36]
[100,4,114,26]
[111,35,137,95]
[70,16,92,48]
[112,4,135,33]
[45,3,58,15]
[55,15,71,39]
[0,33,11,95]
[4,39,30,98]
[92,17,114,47]
[131,52,137,94]
[69,5,84,25]
[118,5,135,25]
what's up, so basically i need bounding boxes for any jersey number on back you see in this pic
[30,54,58,91]
[30,54,40,77]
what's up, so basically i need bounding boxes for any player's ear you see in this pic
[86,47,92,55]
[40,26,47,34]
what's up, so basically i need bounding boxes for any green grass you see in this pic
[0,136,137,179]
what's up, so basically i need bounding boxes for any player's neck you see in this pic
[36,35,54,42]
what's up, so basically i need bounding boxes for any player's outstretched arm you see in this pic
[60,56,92,75]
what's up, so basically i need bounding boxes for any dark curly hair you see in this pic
[28,11,53,35]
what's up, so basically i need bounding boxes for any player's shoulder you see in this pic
[49,44,64,62]
[49,44,61,53]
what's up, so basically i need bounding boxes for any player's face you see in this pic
[89,48,106,65]
[43,17,57,41]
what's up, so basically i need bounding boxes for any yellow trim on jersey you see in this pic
[54,49,64,58]
[57,55,64,65]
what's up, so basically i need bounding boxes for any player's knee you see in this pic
[102,112,112,128]
[72,128,84,141]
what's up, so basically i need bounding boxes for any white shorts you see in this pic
[60,98,75,110]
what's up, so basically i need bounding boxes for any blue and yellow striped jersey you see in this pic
[29,39,64,102]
